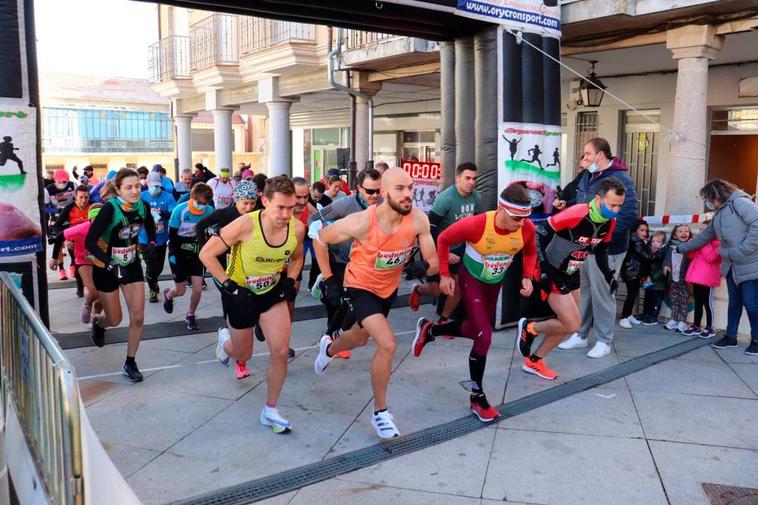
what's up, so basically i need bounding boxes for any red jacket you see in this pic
[685,238,722,287]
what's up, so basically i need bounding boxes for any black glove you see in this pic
[142,242,156,261]
[221,279,240,296]
[604,270,618,294]
[282,277,298,302]
[323,275,341,307]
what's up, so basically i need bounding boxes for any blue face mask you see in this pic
[599,200,619,219]
[704,200,715,211]
[587,163,598,174]
[193,200,206,211]
[148,186,161,197]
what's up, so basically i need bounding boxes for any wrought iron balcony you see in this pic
[190,13,238,70]
[148,35,190,83]
[239,17,317,55]
[341,30,402,50]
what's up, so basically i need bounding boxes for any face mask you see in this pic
[599,200,619,219]
[55,182,67,190]
[139,178,147,185]
[148,186,161,197]
[704,200,715,211]
[193,200,206,211]
[587,163,598,174]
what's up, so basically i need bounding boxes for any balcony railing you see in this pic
[340,30,402,50]
[190,13,238,70]
[148,35,190,83]
[239,17,317,55]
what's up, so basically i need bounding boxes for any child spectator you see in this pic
[639,231,668,325]
[682,234,721,338]
[619,220,651,328]
[663,224,693,332]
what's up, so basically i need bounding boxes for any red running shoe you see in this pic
[412,317,434,357]
[235,361,251,380]
[58,269,68,281]
[408,284,422,312]
[470,393,499,422]
[333,350,351,359]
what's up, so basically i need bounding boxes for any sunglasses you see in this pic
[361,186,381,195]
[500,206,531,222]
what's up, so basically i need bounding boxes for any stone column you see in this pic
[211,109,234,172]
[355,95,370,171]
[174,115,194,172]
[665,25,723,214]
[266,101,292,177]
[455,37,475,167]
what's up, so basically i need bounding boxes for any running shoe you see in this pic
[80,302,92,324]
[628,315,642,325]
[185,313,199,331]
[162,288,173,314]
[676,321,688,333]
[521,357,558,380]
[640,315,658,326]
[712,336,738,349]
[699,327,716,339]
[470,392,500,423]
[123,361,144,382]
[618,317,632,329]
[682,326,702,337]
[68,265,76,279]
[91,316,105,348]
[310,273,323,300]
[587,341,611,359]
[57,269,68,281]
[149,289,159,303]
[558,332,588,350]
[259,406,292,434]
[235,361,251,379]
[516,318,538,357]
[746,341,758,356]
[216,327,231,367]
[371,410,399,439]
[288,347,295,358]
[412,317,434,357]
[75,287,84,298]
[436,316,454,340]
[664,319,678,330]
[314,334,333,376]
[408,284,422,312]
[333,350,351,359]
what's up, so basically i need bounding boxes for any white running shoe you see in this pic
[314,334,333,376]
[587,341,611,358]
[628,315,642,325]
[618,317,632,329]
[371,410,400,439]
[216,327,230,367]
[558,333,588,350]
[676,321,688,333]
[664,319,678,331]
[259,405,292,434]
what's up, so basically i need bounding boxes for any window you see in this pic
[573,111,598,172]
[620,110,660,217]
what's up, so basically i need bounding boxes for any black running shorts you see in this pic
[342,287,397,329]
[222,276,288,330]
[170,250,204,283]
[93,262,144,293]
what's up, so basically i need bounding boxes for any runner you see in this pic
[408,162,480,325]
[196,180,258,379]
[163,183,214,331]
[50,185,91,292]
[411,183,537,422]
[208,167,237,210]
[517,178,625,380]
[45,170,77,280]
[140,171,177,303]
[313,167,438,438]
[199,175,304,434]
[308,168,383,359]
[63,204,103,324]
[85,168,156,382]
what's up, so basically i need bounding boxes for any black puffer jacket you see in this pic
[620,235,653,281]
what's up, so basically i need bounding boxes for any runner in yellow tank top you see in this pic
[200,176,305,434]
[313,167,439,439]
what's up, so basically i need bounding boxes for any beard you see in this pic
[387,193,412,216]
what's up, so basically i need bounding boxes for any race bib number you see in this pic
[244,272,279,294]
[481,254,512,282]
[111,244,137,266]
[155,221,165,234]
[565,259,584,275]
[374,248,411,270]
[217,196,233,207]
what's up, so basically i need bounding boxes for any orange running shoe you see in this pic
[408,284,422,312]
[333,350,351,359]
[235,361,251,380]
[470,392,500,422]
[521,357,558,380]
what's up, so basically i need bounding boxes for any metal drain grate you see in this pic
[172,337,712,505]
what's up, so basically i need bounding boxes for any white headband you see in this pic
[498,195,532,212]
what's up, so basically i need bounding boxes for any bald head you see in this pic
[381,167,414,216]
[381,167,412,190]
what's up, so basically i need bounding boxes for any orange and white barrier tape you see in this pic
[640,212,714,226]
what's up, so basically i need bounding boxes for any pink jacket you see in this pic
[63,221,94,266]
[685,238,722,287]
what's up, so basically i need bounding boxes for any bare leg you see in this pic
[415,281,440,297]
[359,314,397,411]
[532,293,581,358]
[226,327,254,362]
[120,282,146,357]
[188,275,203,314]
[258,301,292,405]
[78,266,99,304]
[168,280,187,299]
[97,289,123,328]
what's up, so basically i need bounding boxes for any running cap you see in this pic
[147,172,162,187]
[234,179,257,201]
[54,169,68,183]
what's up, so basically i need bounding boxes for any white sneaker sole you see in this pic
[259,412,292,434]
[558,337,588,350]
[314,335,333,376]
[216,331,230,367]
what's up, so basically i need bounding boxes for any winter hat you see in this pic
[234,180,258,201]
[147,171,162,187]
[54,169,68,183]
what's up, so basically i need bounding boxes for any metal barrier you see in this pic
[0,272,84,505]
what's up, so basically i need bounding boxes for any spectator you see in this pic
[321,168,351,195]
[326,175,347,201]
[552,155,588,212]
[662,224,693,333]
[43,168,55,187]
[557,137,638,358]
[137,166,149,191]
[639,231,668,325]
[374,161,389,176]
[619,220,651,329]
[682,232,721,338]
[309,181,332,210]
[679,179,758,355]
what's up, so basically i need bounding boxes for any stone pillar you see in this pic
[211,109,233,172]
[355,95,370,171]
[440,40,456,188]
[665,25,723,214]
[455,37,475,167]
[266,101,292,177]
[174,115,193,172]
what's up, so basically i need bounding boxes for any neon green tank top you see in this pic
[226,210,297,294]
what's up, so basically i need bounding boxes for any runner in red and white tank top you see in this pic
[312,167,439,439]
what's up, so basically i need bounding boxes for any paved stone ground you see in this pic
[53,278,758,505]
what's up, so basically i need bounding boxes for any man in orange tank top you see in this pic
[313,167,439,439]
